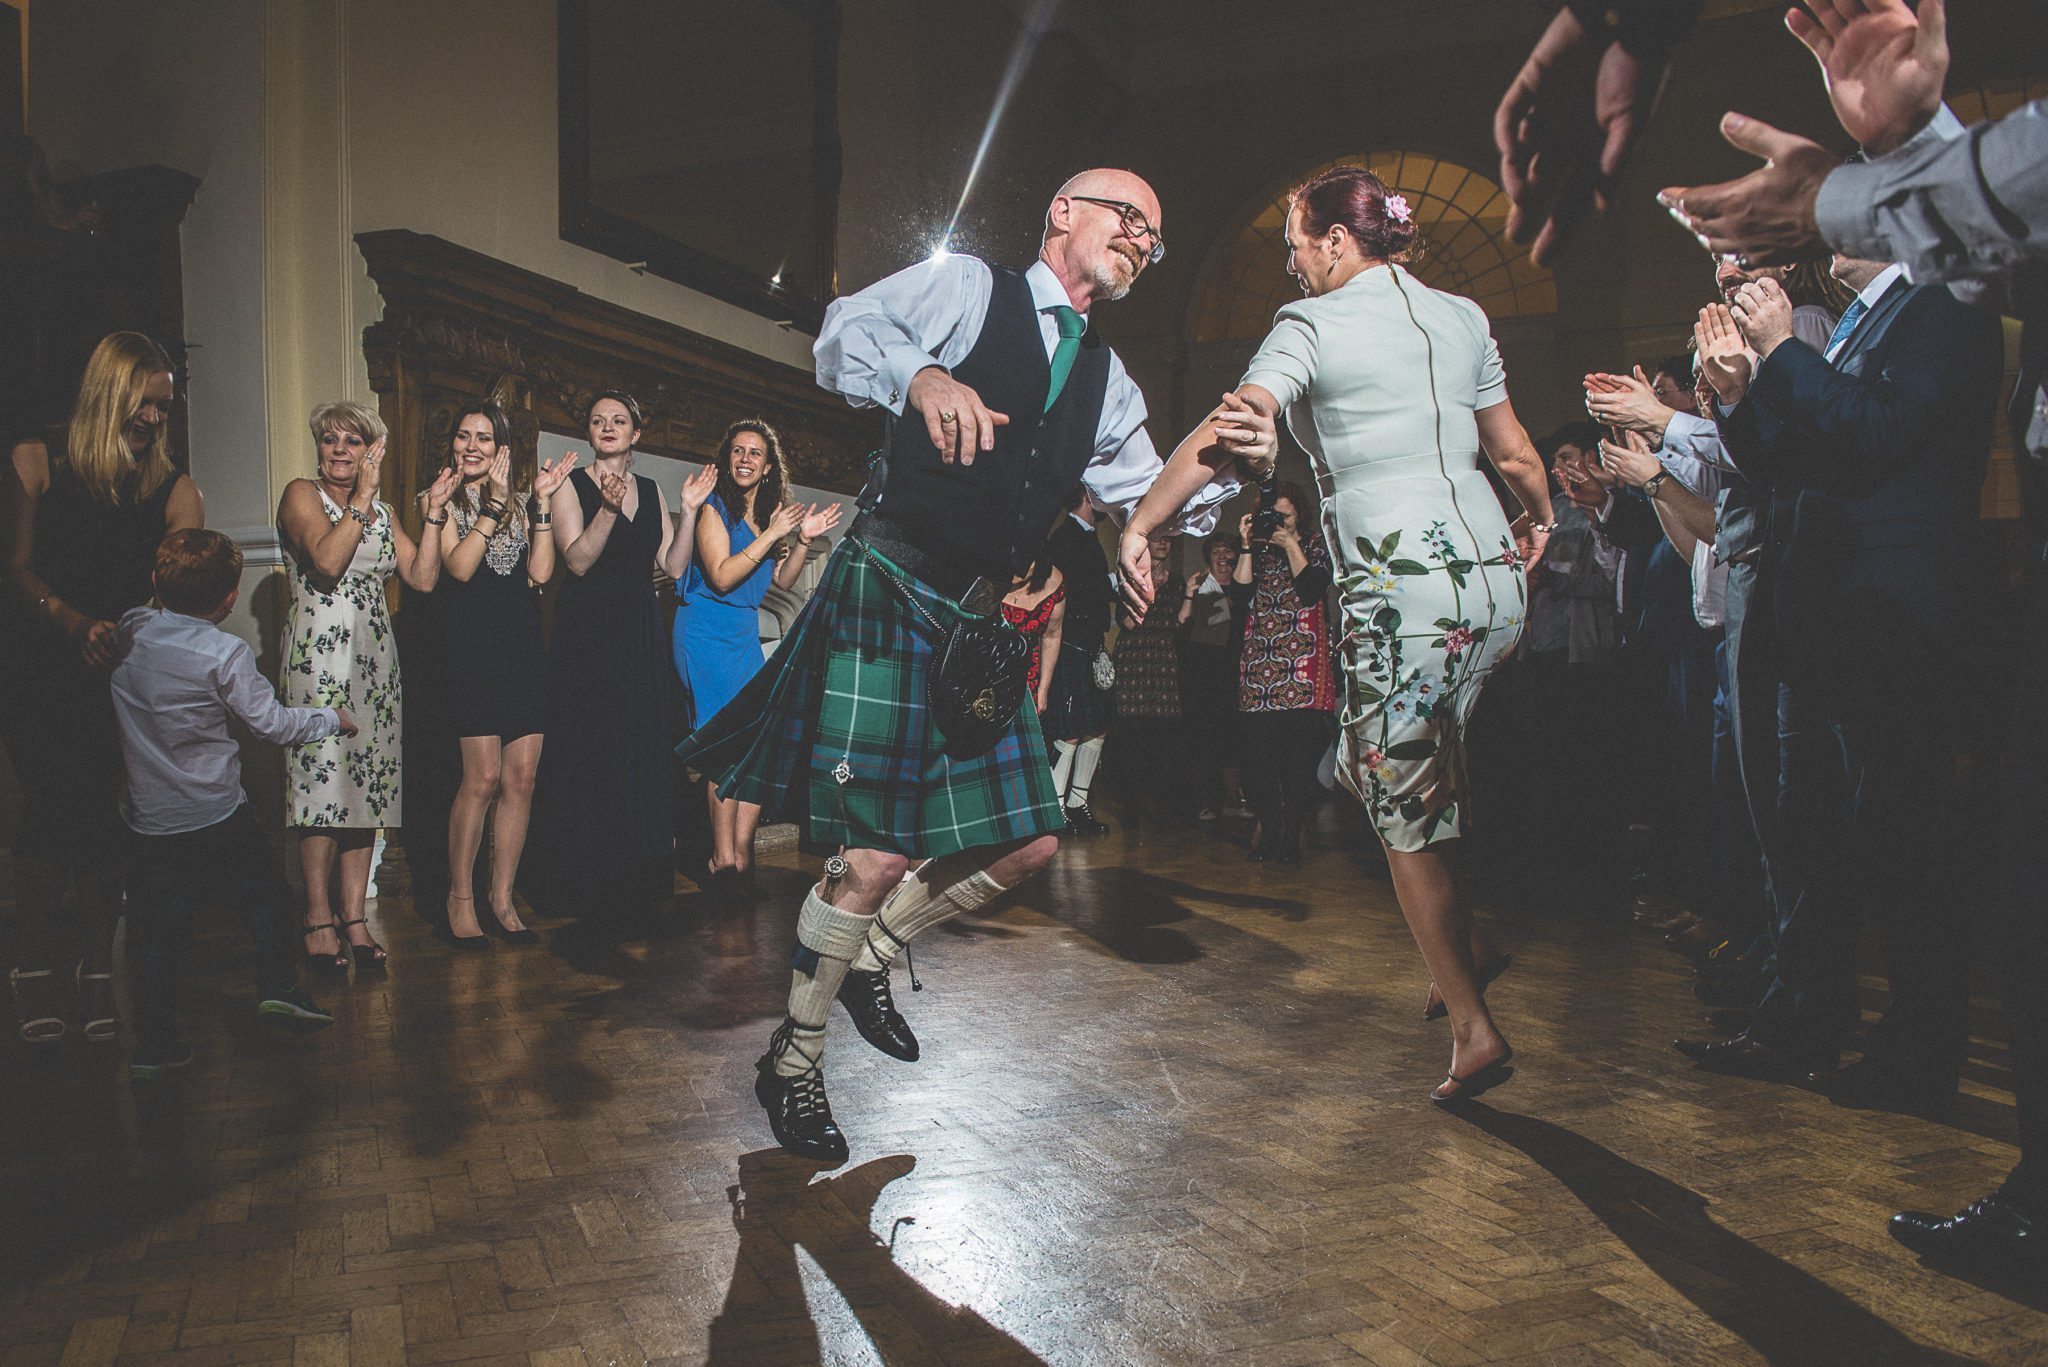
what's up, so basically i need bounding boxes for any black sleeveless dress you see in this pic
[0,441,179,858]
[530,469,674,909]
[440,497,546,740]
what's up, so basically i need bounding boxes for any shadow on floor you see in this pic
[1454,1103,1981,1364]
[706,1150,1045,1365]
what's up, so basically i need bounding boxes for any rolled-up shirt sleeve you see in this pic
[1085,352,1240,534]
[813,255,991,414]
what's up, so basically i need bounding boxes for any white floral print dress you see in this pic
[284,487,403,828]
[1241,263,1528,852]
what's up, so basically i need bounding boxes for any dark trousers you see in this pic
[1711,641,1769,940]
[126,801,302,1051]
[1242,709,1331,840]
[1753,675,1968,1067]
[1998,588,2048,1212]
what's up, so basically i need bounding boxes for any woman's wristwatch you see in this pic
[1643,471,1669,498]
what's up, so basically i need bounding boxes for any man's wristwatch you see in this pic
[1643,471,1669,498]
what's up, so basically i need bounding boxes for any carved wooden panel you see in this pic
[356,229,880,534]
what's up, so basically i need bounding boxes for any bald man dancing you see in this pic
[679,170,1269,1162]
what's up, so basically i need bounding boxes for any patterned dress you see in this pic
[1242,263,1526,851]
[1002,580,1066,699]
[284,488,402,828]
[1237,531,1338,715]
[1114,570,1184,720]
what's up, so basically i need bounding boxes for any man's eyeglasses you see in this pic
[1071,196,1166,265]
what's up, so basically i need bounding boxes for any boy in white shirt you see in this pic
[109,530,357,1079]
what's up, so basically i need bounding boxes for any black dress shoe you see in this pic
[836,967,919,1061]
[1062,803,1109,837]
[754,1022,849,1165]
[1830,1056,1958,1116]
[1673,1030,1833,1083]
[1891,1192,2047,1277]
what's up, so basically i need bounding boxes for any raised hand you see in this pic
[1599,429,1664,489]
[1730,276,1796,358]
[597,470,630,515]
[1788,0,1948,156]
[486,449,512,500]
[907,365,1009,466]
[798,501,843,544]
[679,463,717,513]
[1495,7,1687,266]
[1658,115,1836,265]
[534,451,577,500]
[422,465,461,514]
[1212,390,1276,478]
[355,438,386,504]
[765,499,806,542]
[1695,303,1755,405]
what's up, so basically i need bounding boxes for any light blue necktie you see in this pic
[1824,298,1869,361]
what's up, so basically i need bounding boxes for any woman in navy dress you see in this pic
[675,419,839,878]
[433,401,576,945]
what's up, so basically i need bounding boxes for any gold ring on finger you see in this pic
[939,410,959,424]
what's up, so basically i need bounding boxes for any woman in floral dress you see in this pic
[1125,167,1553,1104]
[277,401,456,970]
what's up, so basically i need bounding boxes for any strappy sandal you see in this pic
[8,967,67,1046]
[76,961,119,1043]
[340,918,388,971]
[1431,1048,1515,1106]
[303,922,350,973]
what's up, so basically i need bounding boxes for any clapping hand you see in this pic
[1788,0,1948,157]
[1495,6,1686,265]
[1583,367,1669,434]
[797,502,842,545]
[354,438,386,505]
[1658,116,1836,266]
[1212,391,1277,479]
[533,452,577,500]
[486,450,512,501]
[1730,276,1796,358]
[679,463,717,513]
[765,500,807,542]
[597,470,630,514]
[420,464,460,515]
[1599,429,1664,489]
[1695,303,1755,405]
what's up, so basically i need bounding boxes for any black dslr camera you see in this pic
[1249,470,1282,547]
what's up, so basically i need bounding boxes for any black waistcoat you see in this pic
[875,265,1113,580]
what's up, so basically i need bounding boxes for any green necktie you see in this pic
[1045,305,1086,412]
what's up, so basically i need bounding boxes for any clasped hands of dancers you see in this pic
[677,164,1554,1164]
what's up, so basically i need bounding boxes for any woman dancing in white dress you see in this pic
[1126,166,1554,1102]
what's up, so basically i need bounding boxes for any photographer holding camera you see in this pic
[1230,480,1336,863]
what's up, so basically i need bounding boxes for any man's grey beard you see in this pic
[1089,257,1135,301]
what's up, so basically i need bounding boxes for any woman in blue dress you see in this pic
[675,420,840,877]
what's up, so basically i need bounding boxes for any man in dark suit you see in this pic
[1675,258,2004,1108]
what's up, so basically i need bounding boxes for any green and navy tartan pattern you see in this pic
[678,536,1063,857]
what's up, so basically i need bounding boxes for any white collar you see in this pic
[1852,263,1905,312]
[1026,260,1089,329]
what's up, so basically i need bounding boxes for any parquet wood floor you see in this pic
[1,814,2042,1365]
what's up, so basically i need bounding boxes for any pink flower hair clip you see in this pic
[1385,193,1413,225]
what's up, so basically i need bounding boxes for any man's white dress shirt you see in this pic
[110,606,340,835]
[814,256,1235,530]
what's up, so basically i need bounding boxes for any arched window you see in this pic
[1189,151,1556,346]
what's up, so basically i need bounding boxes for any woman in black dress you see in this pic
[3,331,204,1044]
[434,401,576,945]
[532,391,706,916]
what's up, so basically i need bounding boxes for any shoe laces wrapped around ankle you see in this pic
[786,1068,833,1121]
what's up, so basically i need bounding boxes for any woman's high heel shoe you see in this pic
[303,923,351,973]
[341,918,389,971]
[1431,1048,1515,1105]
[440,895,489,951]
[486,902,540,945]
[1421,953,1514,1021]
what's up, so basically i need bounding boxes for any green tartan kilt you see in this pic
[676,537,1064,858]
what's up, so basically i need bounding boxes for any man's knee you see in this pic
[1011,833,1060,878]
